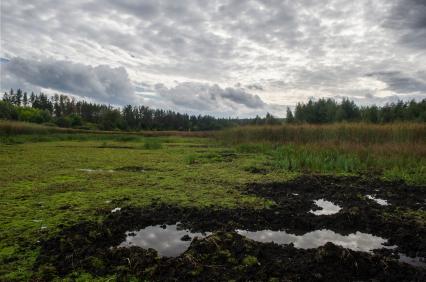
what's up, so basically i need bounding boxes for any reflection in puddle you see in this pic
[237,229,395,252]
[399,253,426,267]
[118,224,211,257]
[366,195,389,206]
[310,199,342,215]
[78,168,114,173]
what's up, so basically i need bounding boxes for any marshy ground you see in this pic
[0,131,425,281]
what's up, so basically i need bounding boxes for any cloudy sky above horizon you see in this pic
[1,0,425,117]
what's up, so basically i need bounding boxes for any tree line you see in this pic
[287,98,426,124]
[1,89,425,131]
[0,89,263,130]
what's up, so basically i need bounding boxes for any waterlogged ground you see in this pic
[0,136,425,281]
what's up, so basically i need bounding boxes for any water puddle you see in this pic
[116,166,147,172]
[78,168,114,173]
[309,199,342,215]
[111,207,121,213]
[366,195,389,206]
[118,224,211,257]
[399,253,426,267]
[237,229,395,252]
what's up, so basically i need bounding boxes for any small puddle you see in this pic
[116,166,148,172]
[366,195,389,206]
[78,169,114,173]
[399,253,426,267]
[118,224,211,257]
[310,199,342,215]
[237,229,395,252]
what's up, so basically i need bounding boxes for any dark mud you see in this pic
[115,166,152,172]
[34,175,426,281]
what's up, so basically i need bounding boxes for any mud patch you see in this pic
[115,166,151,172]
[34,175,426,281]
[97,145,137,149]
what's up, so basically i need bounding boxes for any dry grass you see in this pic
[216,123,426,145]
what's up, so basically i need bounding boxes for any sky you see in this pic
[1,0,425,117]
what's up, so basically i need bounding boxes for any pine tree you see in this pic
[286,107,294,123]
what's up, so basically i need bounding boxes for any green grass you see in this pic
[234,143,425,184]
[0,127,425,280]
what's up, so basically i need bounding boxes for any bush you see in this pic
[55,116,71,128]
[0,101,19,120]
[17,107,50,123]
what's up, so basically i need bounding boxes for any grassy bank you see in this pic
[216,123,426,184]
[0,120,212,139]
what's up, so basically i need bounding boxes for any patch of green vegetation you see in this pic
[143,138,163,150]
[241,255,259,267]
[0,136,292,280]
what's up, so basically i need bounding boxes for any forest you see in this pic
[1,89,425,131]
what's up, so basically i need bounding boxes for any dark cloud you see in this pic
[384,0,426,48]
[366,71,426,94]
[220,87,265,108]
[154,82,265,111]
[1,57,136,105]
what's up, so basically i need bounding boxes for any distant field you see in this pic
[0,120,212,138]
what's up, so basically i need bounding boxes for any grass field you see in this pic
[0,123,425,280]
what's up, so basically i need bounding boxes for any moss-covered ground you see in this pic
[0,136,296,281]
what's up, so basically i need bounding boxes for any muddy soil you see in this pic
[34,175,426,281]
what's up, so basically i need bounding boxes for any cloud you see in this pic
[366,71,426,94]
[1,57,136,105]
[246,83,264,91]
[1,1,425,116]
[384,0,426,48]
[154,82,265,111]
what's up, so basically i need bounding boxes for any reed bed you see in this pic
[216,123,426,145]
[217,123,426,184]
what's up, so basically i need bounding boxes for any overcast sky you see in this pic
[1,0,425,117]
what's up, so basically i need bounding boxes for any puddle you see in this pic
[237,229,395,252]
[309,199,342,215]
[78,169,114,173]
[111,207,121,213]
[118,224,211,257]
[366,195,389,206]
[399,253,426,267]
[116,166,147,172]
